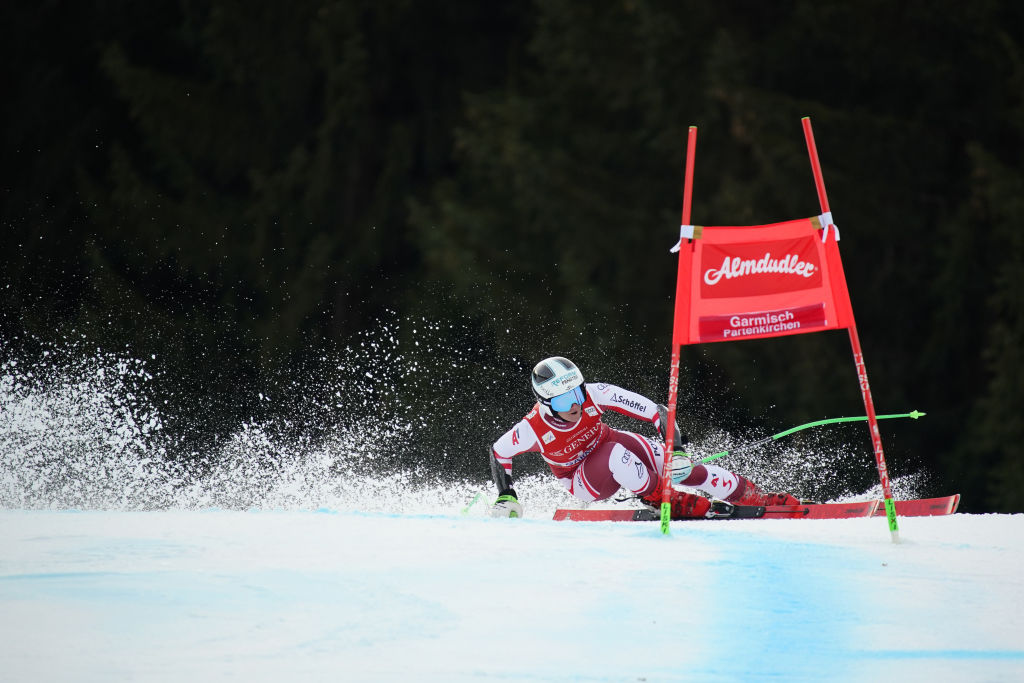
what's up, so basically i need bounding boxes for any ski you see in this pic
[760,500,878,519]
[552,495,960,522]
[872,494,960,517]
[552,508,661,522]
[552,503,769,522]
[553,501,876,522]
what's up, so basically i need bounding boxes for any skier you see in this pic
[489,356,800,519]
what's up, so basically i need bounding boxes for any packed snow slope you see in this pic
[3,325,1021,680]
[2,508,1023,682]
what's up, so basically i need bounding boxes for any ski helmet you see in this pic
[531,357,585,414]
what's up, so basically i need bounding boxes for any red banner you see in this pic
[673,218,854,345]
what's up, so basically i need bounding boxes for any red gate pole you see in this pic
[802,117,900,542]
[661,126,698,535]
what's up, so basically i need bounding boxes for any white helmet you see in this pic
[531,357,585,415]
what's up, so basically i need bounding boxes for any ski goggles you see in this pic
[549,386,586,413]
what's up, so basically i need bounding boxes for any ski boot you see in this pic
[640,489,712,519]
[729,478,800,507]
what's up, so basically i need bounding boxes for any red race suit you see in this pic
[491,383,662,500]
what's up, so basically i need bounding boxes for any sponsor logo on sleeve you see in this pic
[511,428,519,446]
[611,393,645,412]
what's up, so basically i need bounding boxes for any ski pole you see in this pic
[672,410,924,480]
[461,491,486,515]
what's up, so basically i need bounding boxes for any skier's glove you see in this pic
[491,494,523,518]
[656,404,687,451]
[671,454,694,484]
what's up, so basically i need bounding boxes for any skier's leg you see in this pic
[600,431,711,519]
[568,445,620,502]
[679,464,799,506]
[569,431,657,502]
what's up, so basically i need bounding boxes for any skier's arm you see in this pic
[589,383,660,424]
[589,383,687,449]
[489,449,516,498]
[656,403,686,452]
[488,421,537,518]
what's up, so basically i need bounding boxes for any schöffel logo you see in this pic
[701,237,823,299]
[611,393,644,412]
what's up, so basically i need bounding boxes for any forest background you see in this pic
[3,1,1022,512]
